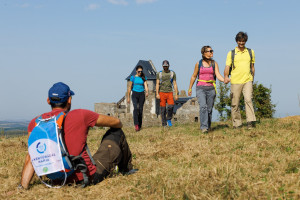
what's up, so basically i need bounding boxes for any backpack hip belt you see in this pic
[197,80,217,94]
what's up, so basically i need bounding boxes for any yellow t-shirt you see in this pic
[226,47,255,84]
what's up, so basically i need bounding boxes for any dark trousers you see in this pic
[92,128,133,184]
[131,91,145,127]
[160,106,174,126]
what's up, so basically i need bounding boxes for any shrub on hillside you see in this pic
[214,82,276,121]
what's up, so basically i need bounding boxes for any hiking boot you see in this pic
[135,125,140,132]
[201,129,208,133]
[247,122,255,130]
[167,120,172,127]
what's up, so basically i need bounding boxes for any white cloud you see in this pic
[107,0,128,6]
[86,3,100,10]
[135,0,157,4]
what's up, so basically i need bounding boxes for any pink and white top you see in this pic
[196,65,214,87]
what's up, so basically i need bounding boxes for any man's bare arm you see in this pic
[173,80,179,101]
[96,114,123,128]
[224,65,231,84]
[20,152,35,189]
[156,79,160,99]
[251,63,255,78]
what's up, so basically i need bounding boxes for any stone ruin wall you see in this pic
[95,92,201,127]
[173,98,200,124]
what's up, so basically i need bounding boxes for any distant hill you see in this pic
[0,120,28,129]
[0,120,28,137]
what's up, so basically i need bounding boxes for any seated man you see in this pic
[20,82,133,189]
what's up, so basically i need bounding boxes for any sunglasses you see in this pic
[137,71,143,73]
[205,50,214,53]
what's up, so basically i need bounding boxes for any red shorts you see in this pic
[159,92,174,107]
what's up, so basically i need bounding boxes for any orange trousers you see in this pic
[159,92,174,107]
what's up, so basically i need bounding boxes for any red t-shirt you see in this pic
[28,108,100,182]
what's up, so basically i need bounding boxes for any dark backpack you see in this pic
[229,48,253,76]
[198,59,216,81]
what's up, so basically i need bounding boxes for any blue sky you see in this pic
[0,0,299,121]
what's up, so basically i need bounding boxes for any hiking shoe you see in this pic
[247,122,255,130]
[135,125,140,132]
[167,120,172,127]
[201,129,208,133]
[113,165,119,174]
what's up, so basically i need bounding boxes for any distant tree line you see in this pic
[214,82,276,121]
[0,127,27,137]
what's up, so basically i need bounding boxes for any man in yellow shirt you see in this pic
[224,32,256,129]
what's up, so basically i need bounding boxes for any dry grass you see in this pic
[1,117,300,199]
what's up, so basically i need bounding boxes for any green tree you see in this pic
[214,82,231,121]
[214,82,276,121]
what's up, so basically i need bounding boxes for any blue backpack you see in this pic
[28,112,95,188]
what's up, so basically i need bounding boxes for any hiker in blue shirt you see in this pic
[127,65,149,131]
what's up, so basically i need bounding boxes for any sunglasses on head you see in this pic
[205,50,214,53]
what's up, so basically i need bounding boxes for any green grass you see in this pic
[1,117,300,199]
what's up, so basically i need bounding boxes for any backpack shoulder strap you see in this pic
[170,71,174,84]
[170,70,174,78]
[247,48,253,61]
[56,112,67,129]
[212,60,216,80]
[247,48,253,75]
[159,71,162,83]
[198,59,203,79]
[198,59,203,70]
[231,49,235,68]
[57,111,69,156]
[229,49,235,76]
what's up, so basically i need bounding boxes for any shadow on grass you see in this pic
[212,124,230,131]
[212,120,262,131]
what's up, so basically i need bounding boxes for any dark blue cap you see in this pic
[48,82,75,103]
[162,60,169,67]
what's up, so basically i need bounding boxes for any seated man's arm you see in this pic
[21,133,35,189]
[95,114,123,128]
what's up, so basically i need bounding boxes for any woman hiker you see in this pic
[188,46,224,133]
[127,65,149,131]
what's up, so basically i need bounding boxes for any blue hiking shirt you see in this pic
[130,76,147,92]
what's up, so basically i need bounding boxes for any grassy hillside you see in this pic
[1,117,300,199]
